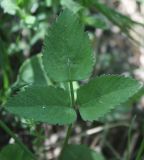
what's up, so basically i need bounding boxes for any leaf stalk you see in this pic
[59,81,75,159]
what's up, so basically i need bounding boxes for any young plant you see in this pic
[5,10,142,160]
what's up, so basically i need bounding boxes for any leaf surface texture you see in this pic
[77,75,141,121]
[6,86,76,125]
[42,10,94,82]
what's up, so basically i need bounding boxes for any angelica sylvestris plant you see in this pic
[6,10,142,160]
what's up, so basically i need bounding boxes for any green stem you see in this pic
[0,120,36,160]
[136,138,144,160]
[59,81,75,159]
[62,124,73,149]
[3,70,9,91]
[126,116,136,160]
[69,81,75,107]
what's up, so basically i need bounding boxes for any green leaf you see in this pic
[42,9,94,82]
[45,0,52,7]
[60,144,104,160]
[77,75,142,121]
[6,86,76,125]
[83,15,108,29]
[0,144,33,160]
[60,0,83,13]
[0,0,18,15]
[13,54,50,89]
[24,15,36,25]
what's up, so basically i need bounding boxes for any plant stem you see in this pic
[59,81,75,159]
[126,115,136,160]
[0,120,36,160]
[136,138,144,160]
[62,124,73,149]
[69,81,75,107]
[3,70,9,91]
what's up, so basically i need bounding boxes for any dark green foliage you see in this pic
[0,144,33,160]
[77,75,141,121]
[4,8,142,160]
[6,9,141,125]
[60,144,104,160]
[7,86,76,125]
[42,10,94,82]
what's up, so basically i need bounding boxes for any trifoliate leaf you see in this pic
[42,9,94,82]
[13,54,50,89]
[0,144,33,160]
[60,144,104,160]
[6,86,76,125]
[77,75,142,121]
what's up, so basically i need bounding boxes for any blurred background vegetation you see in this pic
[1,0,144,159]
